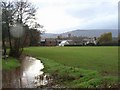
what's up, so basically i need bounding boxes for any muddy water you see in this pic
[2,56,49,88]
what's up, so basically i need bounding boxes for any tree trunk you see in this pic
[9,38,21,58]
[2,31,7,59]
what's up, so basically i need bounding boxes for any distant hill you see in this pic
[41,33,58,39]
[41,29,118,39]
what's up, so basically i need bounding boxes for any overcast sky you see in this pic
[28,0,118,33]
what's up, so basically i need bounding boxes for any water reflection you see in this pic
[21,57,44,88]
[2,56,47,88]
[2,67,21,88]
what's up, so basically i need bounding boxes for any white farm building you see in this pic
[59,40,69,46]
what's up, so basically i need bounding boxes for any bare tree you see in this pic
[9,0,38,58]
[2,1,15,58]
[2,0,42,58]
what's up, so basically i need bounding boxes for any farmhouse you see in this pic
[83,37,97,45]
[40,39,72,46]
[40,37,97,46]
[45,38,57,46]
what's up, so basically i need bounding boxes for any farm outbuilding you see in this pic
[59,40,69,46]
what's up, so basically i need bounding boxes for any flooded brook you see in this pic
[2,57,52,88]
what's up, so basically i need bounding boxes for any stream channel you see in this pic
[2,56,53,88]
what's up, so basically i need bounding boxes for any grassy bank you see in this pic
[2,57,20,70]
[24,46,118,88]
[38,57,117,88]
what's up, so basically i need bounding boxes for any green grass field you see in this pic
[24,46,118,76]
[24,46,118,88]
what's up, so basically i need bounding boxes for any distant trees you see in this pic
[97,32,115,46]
[68,33,71,38]
[29,29,41,46]
[57,35,63,40]
[97,32,112,44]
[118,33,120,45]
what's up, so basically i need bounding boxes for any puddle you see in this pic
[2,56,52,88]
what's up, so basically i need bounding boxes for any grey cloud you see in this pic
[66,2,117,19]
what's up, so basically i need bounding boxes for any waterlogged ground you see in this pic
[2,57,50,88]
